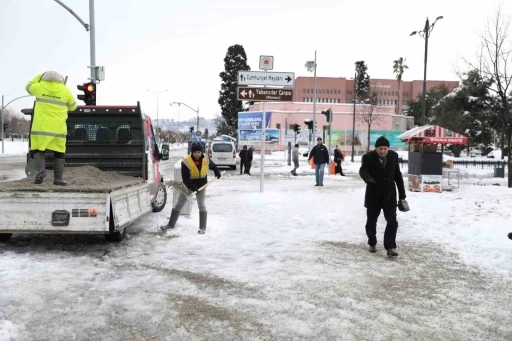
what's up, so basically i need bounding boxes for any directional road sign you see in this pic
[237,71,295,86]
[237,87,294,102]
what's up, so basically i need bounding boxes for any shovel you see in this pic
[187,171,225,199]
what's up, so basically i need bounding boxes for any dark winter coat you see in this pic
[181,154,221,192]
[359,150,406,209]
[247,148,253,162]
[308,144,330,164]
[239,149,248,161]
[334,149,343,162]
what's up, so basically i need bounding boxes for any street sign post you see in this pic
[237,71,295,86]
[237,87,293,102]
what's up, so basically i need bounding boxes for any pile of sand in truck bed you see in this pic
[0,166,146,193]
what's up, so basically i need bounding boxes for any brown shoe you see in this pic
[386,248,398,257]
[369,245,377,253]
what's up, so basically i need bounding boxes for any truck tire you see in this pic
[152,182,167,213]
[104,206,126,242]
[105,226,126,242]
[0,233,12,242]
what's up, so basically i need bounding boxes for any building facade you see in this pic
[244,102,414,155]
[294,77,459,114]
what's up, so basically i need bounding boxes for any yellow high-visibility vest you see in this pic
[183,154,209,179]
[25,74,77,153]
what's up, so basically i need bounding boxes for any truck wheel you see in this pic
[105,207,126,242]
[105,227,126,242]
[152,182,167,213]
[0,233,12,242]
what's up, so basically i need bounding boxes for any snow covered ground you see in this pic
[1,148,512,340]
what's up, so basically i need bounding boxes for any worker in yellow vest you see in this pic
[25,71,77,185]
[160,143,221,234]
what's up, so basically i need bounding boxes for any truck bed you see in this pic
[0,166,145,193]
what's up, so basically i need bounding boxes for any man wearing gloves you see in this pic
[359,136,406,257]
[160,142,221,234]
[25,71,77,185]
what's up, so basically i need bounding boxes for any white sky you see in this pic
[1,0,510,124]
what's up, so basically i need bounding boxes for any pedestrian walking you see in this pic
[308,137,329,186]
[25,71,78,185]
[334,145,345,176]
[359,136,406,257]
[290,143,300,176]
[160,142,221,234]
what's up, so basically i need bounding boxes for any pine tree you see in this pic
[218,44,251,136]
[203,128,209,139]
[355,61,370,102]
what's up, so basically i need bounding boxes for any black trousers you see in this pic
[245,161,252,174]
[365,206,398,250]
[240,159,246,174]
[335,160,343,174]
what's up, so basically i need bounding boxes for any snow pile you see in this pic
[0,140,27,158]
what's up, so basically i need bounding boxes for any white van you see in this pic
[209,141,237,170]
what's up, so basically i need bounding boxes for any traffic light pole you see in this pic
[327,109,332,164]
[53,0,97,82]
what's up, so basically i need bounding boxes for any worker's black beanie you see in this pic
[375,136,390,148]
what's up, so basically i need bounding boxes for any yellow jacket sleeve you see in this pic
[25,74,43,95]
[67,89,78,111]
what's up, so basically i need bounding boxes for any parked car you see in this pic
[208,141,237,170]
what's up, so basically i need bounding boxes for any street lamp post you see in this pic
[54,0,98,82]
[170,102,200,133]
[147,89,169,142]
[410,16,443,126]
[305,51,317,147]
[1,94,33,154]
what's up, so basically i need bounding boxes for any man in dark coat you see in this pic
[239,145,248,175]
[245,146,253,175]
[308,137,330,186]
[359,136,406,257]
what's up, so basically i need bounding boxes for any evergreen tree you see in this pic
[355,61,370,102]
[407,85,449,125]
[218,44,251,136]
[431,71,493,149]
[392,57,409,114]
[203,128,209,139]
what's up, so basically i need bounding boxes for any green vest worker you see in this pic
[25,71,77,186]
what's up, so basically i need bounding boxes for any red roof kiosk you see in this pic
[397,125,467,193]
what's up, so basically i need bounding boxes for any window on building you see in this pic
[303,89,306,93]
[338,90,341,94]
[276,123,281,129]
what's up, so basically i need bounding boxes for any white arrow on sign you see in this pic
[237,71,295,86]
[240,89,247,98]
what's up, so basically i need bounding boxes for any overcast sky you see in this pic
[1,0,510,124]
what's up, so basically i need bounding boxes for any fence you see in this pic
[398,159,507,170]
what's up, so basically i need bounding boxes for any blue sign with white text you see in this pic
[237,111,271,130]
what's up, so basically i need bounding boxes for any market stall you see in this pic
[397,125,467,193]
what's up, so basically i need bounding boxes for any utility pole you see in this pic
[351,72,357,162]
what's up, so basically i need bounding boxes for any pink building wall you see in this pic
[294,77,459,114]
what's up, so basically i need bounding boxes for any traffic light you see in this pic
[189,126,194,133]
[322,108,332,122]
[77,82,96,105]
[293,124,300,133]
[2,123,8,132]
[304,119,313,130]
